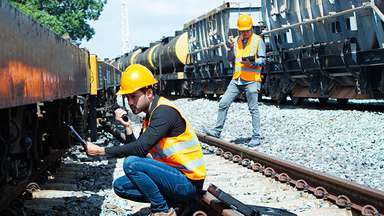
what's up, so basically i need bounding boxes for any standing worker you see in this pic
[205,14,266,147]
[86,64,206,216]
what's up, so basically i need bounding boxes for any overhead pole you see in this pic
[120,0,130,107]
[121,0,130,53]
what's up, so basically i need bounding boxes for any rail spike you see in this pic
[223,152,233,160]
[277,173,290,183]
[295,179,309,191]
[314,186,328,199]
[241,158,251,167]
[232,155,242,163]
[251,162,264,172]
[263,167,276,177]
[335,195,351,209]
[361,205,379,216]
[215,148,224,156]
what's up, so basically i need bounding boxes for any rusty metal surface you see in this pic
[0,0,90,109]
[197,132,384,215]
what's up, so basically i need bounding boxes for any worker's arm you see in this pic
[86,105,186,158]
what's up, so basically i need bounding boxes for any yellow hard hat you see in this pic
[237,14,253,31]
[116,64,158,95]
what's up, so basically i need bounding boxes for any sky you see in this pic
[81,0,255,59]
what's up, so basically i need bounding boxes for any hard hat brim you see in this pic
[116,80,158,96]
[238,26,252,31]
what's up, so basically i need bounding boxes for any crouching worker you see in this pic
[86,64,206,216]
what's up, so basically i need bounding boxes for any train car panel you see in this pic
[0,0,90,109]
[114,1,384,101]
[182,2,263,96]
[184,2,263,78]
[262,0,384,100]
[90,55,99,95]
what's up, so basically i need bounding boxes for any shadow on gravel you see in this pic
[23,143,119,215]
[48,158,117,192]
[262,100,384,112]
[24,194,104,215]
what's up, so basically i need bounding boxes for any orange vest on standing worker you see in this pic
[232,33,263,82]
[142,97,206,180]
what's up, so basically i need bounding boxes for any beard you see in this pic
[130,105,140,114]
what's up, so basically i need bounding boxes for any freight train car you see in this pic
[0,1,121,213]
[261,0,384,104]
[115,0,384,103]
[183,2,264,97]
[114,2,262,97]
[114,32,189,95]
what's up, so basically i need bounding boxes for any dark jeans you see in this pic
[113,156,197,212]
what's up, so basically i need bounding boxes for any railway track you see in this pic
[3,125,383,216]
[198,132,384,216]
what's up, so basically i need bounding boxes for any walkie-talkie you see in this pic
[64,123,87,150]
[121,114,129,122]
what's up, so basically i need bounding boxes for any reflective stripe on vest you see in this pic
[143,97,206,180]
[232,33,262,82]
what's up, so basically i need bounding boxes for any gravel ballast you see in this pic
[172,98,384,191]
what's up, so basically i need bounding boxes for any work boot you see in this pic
[203,128,220,138]
[247,137,260,147]
[150,208,176,216]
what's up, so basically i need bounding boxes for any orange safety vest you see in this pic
[232,33,263,82]
[142,97,206,180]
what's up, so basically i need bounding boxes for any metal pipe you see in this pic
[372,3,384,22]
[188,43,225,54]
[261,3,378,35]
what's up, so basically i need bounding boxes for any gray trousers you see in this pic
[213,80,261,139]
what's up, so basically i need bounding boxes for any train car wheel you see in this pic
[337,98,349,105]
[272,93,287,105]
[318,97,329,104]
[290,96,304,106]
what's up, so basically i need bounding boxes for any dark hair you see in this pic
[139,86,157,95]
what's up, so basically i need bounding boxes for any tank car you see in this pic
[261,0,384,104]
[114,31,189,95]
[117,47,146,71]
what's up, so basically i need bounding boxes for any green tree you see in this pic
[10,0,107,43]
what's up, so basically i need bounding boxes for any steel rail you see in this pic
[196,132,384,216]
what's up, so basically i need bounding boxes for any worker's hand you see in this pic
[114,108,133,134]
[85,141,105,156]
[228,36,235,48]
[229,41,234,49]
